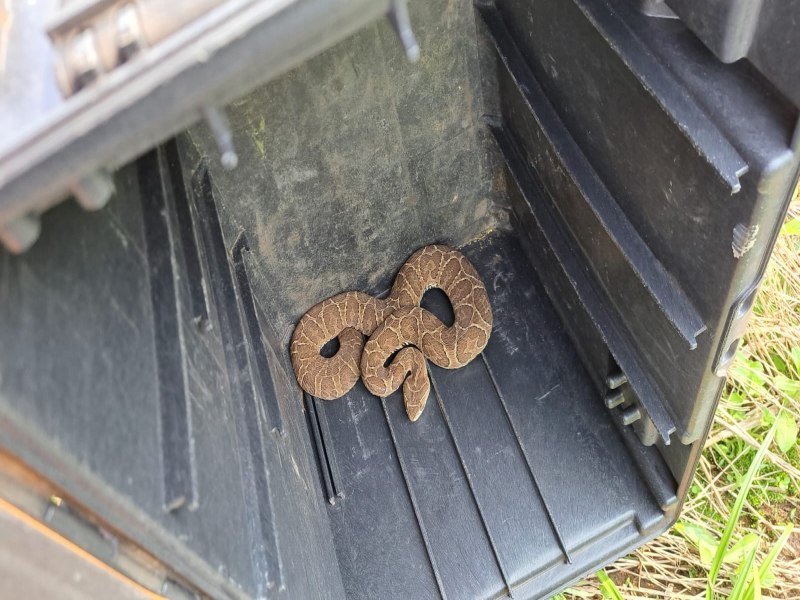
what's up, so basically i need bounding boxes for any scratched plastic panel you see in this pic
[0,172,163,509]
[472,235,665,550]
[316,388,442,600]
[0,166,268,597]
[0,158,346,599]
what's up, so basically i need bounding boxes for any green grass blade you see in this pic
[596,570,624,600]
[744,523,793,600]
[706,418,779,594]
[728,543,758,600]
[751,561,762,600]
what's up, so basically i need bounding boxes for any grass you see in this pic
[558,198,800,599]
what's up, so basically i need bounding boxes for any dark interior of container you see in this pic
[1,0,798,598]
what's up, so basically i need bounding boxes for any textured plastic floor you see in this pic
[306,231,667,600]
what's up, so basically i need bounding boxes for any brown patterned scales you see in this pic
[290,245,493,421]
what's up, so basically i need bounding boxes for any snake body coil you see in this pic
[290,245,493,420]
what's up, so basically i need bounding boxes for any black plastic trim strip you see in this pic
[137,149,196,513]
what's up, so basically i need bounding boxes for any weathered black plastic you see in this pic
[664,0,800,107]
[0,0,798,599]
[487,0,799,447]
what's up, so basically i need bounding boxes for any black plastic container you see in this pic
[0,0,797,598]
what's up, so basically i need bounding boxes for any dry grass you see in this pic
[562,198,800,599]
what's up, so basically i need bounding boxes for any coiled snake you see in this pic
[290,245,493,421]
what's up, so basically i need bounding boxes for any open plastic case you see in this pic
[0,0,798,598]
